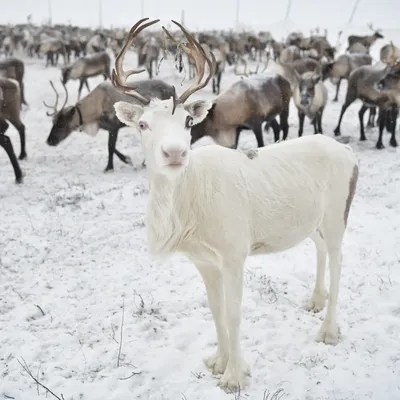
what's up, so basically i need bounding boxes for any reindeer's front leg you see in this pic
[196,263,229,375]
[218,255,250,390]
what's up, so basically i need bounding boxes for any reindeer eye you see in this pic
[138,121,148,130]
[185,116,194,128]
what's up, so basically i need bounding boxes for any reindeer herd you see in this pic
[0,20,399,184]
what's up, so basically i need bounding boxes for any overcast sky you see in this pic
[1,0,399,34]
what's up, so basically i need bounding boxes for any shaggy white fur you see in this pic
[114,96,359,391]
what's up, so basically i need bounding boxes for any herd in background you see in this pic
[0,20,399,184]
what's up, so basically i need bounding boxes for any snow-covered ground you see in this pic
[0,50,399,400]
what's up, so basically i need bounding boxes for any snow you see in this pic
[1,49,400,400]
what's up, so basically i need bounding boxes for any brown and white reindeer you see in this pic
[293,71,328,136]
[321,53,373,102]
[61,51,112,100]
[39,38,67,67]
[188,64,292,147]
[0,77,27,183]
[45,40,175,172]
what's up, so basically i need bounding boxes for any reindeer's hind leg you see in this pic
[248,118,264,147]
[307,230,328,313]
[316,164,358,345]
[317,109,324,134]
[84,79,90,93]
[77,79,85,100]
[333,90,357,136]
[376,107,386,149]
[333,78,342,102]
[367,106,376,127]
[279,108,289,140]
[389,108,398,147]
[269,119,280,142]
[0,131,23,183]
[358,104,368,141]
[8,119,26,160]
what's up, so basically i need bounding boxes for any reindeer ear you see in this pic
[114,101,143,126]
[184,100,213,125]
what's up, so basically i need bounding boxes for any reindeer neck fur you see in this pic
[75,88,105,135]
[146,160,199,257]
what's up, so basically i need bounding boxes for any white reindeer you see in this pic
[112,19,359,391]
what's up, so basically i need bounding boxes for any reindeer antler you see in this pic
[43,79,68,117]
[162,20,216,105]
[112,18,160,104]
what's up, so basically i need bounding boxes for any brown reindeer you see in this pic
[321,53,373,101]
[61,51,112,100]
[346,23,384,52]
[190,72,292,147]
[333,56,399,149]
[0,57,27,107]
[46,46,175,172]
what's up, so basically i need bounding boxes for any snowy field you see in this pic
[0,50,400,400]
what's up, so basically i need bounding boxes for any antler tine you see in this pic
[112,18,160,104]
[165,20,216,104]
[43,80,59,117]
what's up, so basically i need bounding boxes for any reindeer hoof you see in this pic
[104,166,114,173]
[376,142,384,149]
[19,153,27,160]
[333,128,341,136]
[390,138,398,147]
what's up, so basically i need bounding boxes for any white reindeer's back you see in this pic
[191,135,357,254]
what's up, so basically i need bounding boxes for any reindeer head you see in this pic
[112,18,216,178]
[44,80,80,146]
[296,71,322,107]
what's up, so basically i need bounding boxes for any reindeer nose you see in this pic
[161,145,188,165]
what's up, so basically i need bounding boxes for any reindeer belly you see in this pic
[250,194,325,254]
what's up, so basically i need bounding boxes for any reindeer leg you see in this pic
[8,119,27,160]
[279,108,289,140]
[389,107,398,147]
[376,107,386,149]
[333,78,341,102]
[77,79,85,101]
[251,118,264,147]
[298,110,305,136]
[358,104,368,141]
[269,119,280,142]
[334,99,353,136]
[217,71,222,95]
[367,106,376,127]
[317,109,324,134]
[114,148,133,165]
[105,130,119,172]
[84,79,90,93]
[0,133,23,183]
